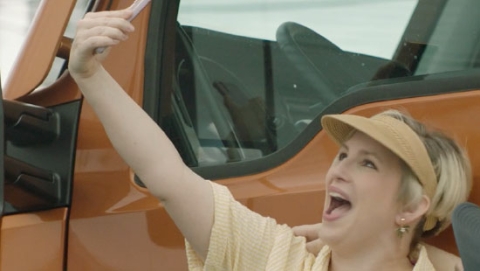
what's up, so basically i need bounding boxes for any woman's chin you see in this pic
[317,223,345,247]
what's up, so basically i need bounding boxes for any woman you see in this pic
[68,9,472,270]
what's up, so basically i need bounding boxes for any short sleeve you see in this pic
[185,182,313,271]
[412,245,436,271]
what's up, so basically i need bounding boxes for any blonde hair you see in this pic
[377,110,472,239]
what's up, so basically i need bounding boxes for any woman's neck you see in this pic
[329,252,413,271]
[328,239,414,271]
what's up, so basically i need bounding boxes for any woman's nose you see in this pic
[328,158,352,183]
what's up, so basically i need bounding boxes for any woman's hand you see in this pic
[292,223,325,255]
[424,243,464,271]
[68,9,134,80]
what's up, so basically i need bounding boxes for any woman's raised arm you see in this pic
[68,9,213,260]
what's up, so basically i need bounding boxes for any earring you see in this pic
[397,218,410,237]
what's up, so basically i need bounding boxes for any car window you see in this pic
[178,0,417,59]
[0,0,92,89]
[0,0,41,84]
[168,0,480,168]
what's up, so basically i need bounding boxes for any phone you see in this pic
[95,0,152,54]
[128,0,152,21]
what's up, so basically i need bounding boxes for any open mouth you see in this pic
[326,192,352,216]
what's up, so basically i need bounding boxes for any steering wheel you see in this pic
[276,22,374,109]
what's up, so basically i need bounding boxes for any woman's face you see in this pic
[318,131,404,251]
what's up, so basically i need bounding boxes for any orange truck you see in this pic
[0,0,479,269]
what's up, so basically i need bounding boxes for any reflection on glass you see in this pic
[0,0,91,88]
[0,0,41,82]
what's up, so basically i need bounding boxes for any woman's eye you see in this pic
[338,152,347,161]
[362,159,377,170]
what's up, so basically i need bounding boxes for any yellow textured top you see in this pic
[185,182,436,271]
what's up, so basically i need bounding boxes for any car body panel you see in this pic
[0,208,67,270]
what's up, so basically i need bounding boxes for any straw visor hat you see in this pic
[321,113,437,231]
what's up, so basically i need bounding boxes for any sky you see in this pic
[0,0,417,87]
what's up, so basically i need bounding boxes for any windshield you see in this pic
[0,0,91,89]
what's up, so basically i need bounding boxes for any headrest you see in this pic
[452,202,480,271]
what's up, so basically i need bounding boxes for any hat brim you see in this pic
[321,114,405,159]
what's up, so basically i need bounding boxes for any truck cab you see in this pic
[0,0,479,269]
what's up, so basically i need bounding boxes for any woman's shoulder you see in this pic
[423,243,463,271]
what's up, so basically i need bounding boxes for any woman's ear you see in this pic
[396,195,431,225]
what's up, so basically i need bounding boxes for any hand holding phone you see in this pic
[95,0,152,54]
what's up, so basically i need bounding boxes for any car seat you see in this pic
[452,202,480,271]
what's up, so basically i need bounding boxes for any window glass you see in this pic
[0,0,41,83]
[178,0,416,59]
[170,0,480,167]
[0,0,91,89]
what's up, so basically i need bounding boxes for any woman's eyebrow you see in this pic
[358,149,383,162]
[340,143,383,163]
[340,142,349,150]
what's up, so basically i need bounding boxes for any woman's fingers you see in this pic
[76,25,130,50]
[78,15,134,33]
[76,16,134,45]
[305,239,324,256]
[292,223,321,242]
[293,224,324,255]
[69,10,135,79]
[84,9,133,20]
